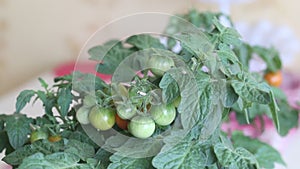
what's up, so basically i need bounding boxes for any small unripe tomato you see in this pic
[264,71,283,87]
[89,106,115,131]
[30,130,48,143]
[76,106,90,125]
[128,116,155,139]
[150,103,176,126]
[147,55,175,76]
[116,104,137,120]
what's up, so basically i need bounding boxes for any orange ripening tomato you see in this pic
[264,71,283,87]
[115,114,129,130]
[48,135,62,143]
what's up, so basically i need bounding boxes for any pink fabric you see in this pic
[0,162,12,169]
[53,61,112,83]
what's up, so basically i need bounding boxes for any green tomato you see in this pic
[76,106,90,125]
[30,130,48,143]
[147,55,175,76]
[88,106,115,131]
[116,104,137,120]
[128,116,155,139]
[150,103,176,126]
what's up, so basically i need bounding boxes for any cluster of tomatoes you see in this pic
[76,55,179,139]
[76,91,180,139]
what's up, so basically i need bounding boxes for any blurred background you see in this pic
[1,0,300,95]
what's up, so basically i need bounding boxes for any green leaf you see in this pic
[217,44,242,76]
[214,143,258,168]
[86,158,102,169]
[108,155,154,169]
[269,90,280,131]
[18,152,92,169]
[212,18,241,46]
[113,137,162,158]
[276,100,298,136]
[94,148,112,169]
[5,114,32,149]
[0,131,9,153]
[65,139,95,161]
[125,34,165,50]
[0,114,7,131]
[167,67,202,129]
[233,42,252,67]
[222,83,239,108]
[231,78,271,104]
[89,41,134,74]
[62,130,98,148]
[88,40,119,61]
[198,102,223,139]
[194,72,224,138]
[271,87,287,101]
[174,31,213,59]
[57,87,73,117]
[72,72,108,94]
[231,132,285,169]
[54,74,73,83]
[159,73,180,104]
[221,28,242,47]
[252,46,282,72]
[36,90,55,116]
[38,77,49,90]
[152,140,206,169]
[15,90,35,113]
[3,140,64,165]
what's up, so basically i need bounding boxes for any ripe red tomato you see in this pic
[115,114,129,130]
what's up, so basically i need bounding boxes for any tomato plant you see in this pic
[150,103,176,126]
[147,55,175,76]
[88,106,115,131]
[115,113,129,130]
[30,130,48,143]
[264,71,283,87]
[2,10,296,169]
[128,115,155,139]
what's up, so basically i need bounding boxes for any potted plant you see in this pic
[0,10,298,169]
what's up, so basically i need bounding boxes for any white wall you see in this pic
[0,0,299,95]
